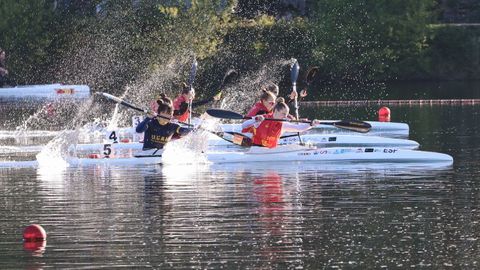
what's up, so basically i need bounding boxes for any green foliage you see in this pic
[424,25,480,80]
[0,0,56,84]
[309,0,436,82]
[1,0,480,95]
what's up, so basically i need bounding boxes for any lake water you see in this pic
[0,97,479,268]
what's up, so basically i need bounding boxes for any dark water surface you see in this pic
[0,101,479,268]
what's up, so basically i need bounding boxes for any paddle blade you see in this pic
[204,130,254,147]
[215,69,238,97]
[304,66,319,85]
[206,109,245,120]
[332,120,372,133]
[222,69,238,86]
[290,59,300,84]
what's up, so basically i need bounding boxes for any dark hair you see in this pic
[260,89,275,102]
[262,82,279,96]
[156,93,173,114]
[273,98,289,112]
[276,97,285,103]
[181,82,192,94]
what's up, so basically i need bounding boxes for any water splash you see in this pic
[36,129,78,168]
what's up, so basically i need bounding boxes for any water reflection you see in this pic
[0,104,479,268]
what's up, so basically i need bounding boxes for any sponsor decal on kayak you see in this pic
[383,148,398,153]
[55,88,75,94]
[333,149,351,154]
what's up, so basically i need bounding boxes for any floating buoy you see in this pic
[378,106,391,122]
[23,224,46,242]
[120,138,130,143]
[23,240,47,253]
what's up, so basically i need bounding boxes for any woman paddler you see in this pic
[136,94,192,151]
[245,89,277,117]
[246,83,302,119]
[149,83,221,122]
[241,98,320,148]
[173,82,221,122]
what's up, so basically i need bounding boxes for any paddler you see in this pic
[246,82,305,119]
[245,89,277,117]
[241,98,320,148]
[172,82,221,122]
[136,93,192,151]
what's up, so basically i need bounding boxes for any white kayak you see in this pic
[207,133,419,149]
[73,133,419,152]
[0,84,90,99]
[206,145,452,164]
[0,133,420,156]
[220,121,409,138]
[0,145,453,168]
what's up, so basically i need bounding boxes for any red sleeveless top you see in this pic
[173,95,189,122]
[243,113,283,148]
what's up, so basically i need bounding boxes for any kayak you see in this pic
[73,133,419,152]
[0,133,420,156]
[220,121,409,138]
[111,120,410,138]
[0,84,90,99]
[207,133,419,149]
[0,145,453,168]
[206,145,452,164]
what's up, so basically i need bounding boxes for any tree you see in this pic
[309,0,436,82]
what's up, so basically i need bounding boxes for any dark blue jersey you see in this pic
[136,117,191,150]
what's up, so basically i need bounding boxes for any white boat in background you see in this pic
[0,84,90,99]
[0,145,453,168]
[207,133,419,149]
[219,121,409,138]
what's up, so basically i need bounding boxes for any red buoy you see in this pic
[88,153,100,159]
[23,224,47,242]
[23,240,47,253]
[378,106,391,122]
[120,138,130,143]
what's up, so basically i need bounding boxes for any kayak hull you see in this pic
[0,145,453,168]
[0,84,90,99]
[206,145,452,164]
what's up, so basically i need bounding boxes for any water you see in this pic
[0,99,479,268]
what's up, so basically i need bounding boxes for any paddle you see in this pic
[301,66,319,100]
[290,59,303,144]
[206,108,372,133]
[97,92,255,146]
[213,69,238,100]
[187,58,198,124]
[290,59,300,120]
[287,66,319,103]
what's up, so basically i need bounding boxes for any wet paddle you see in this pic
[97,92,255,146]
[187,58,198,124]
[301,66,319,100]
[291,59,300,120]
[290,59,303,143]
[213,69,238,100]
[206,108,372,133]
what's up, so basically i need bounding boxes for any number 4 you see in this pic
[109,131,118,143]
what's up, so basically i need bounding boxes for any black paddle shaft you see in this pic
[206,109,371,133]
